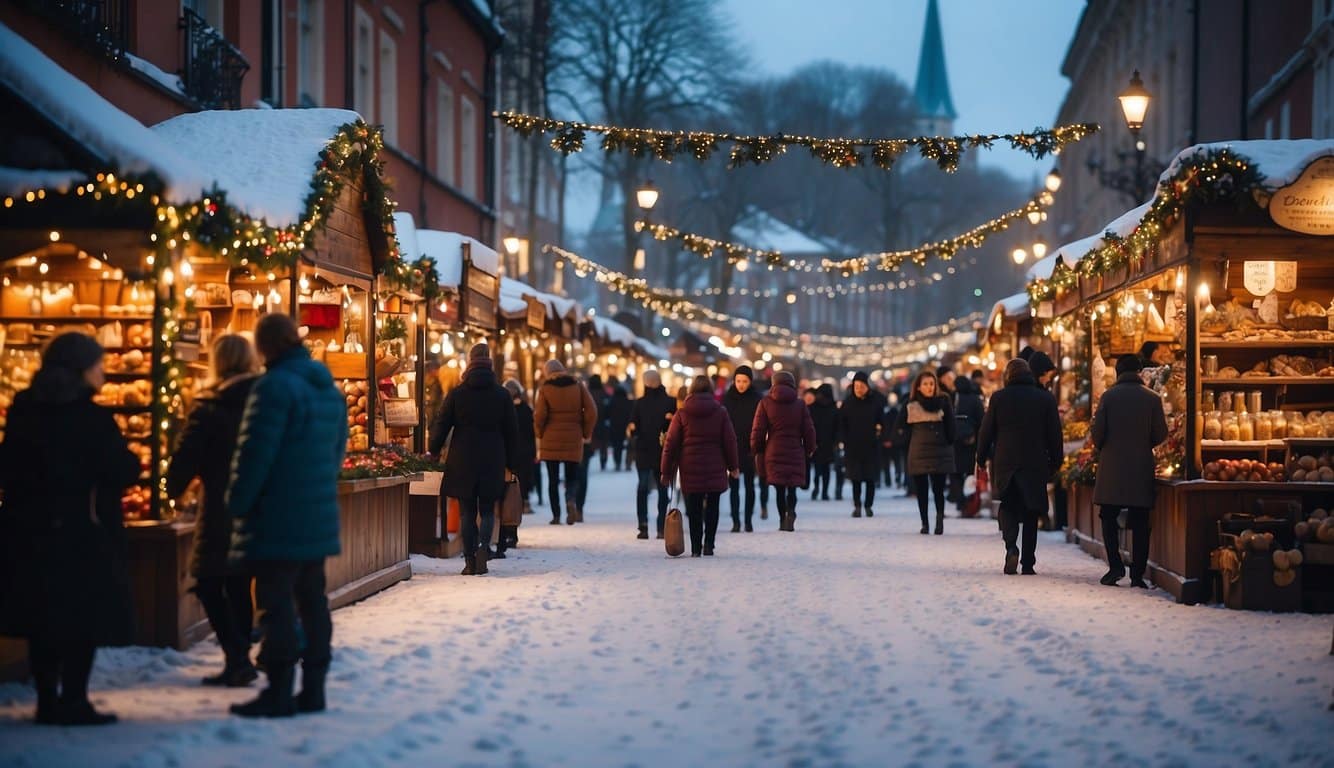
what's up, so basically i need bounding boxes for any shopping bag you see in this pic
[498,480,524,527]
[664,483,685,557]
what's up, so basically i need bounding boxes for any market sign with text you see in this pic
[1270,156,1334,235]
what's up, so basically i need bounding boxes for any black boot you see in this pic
[202,654,258,688]
[460,553,477,576]
[296,665,327,714]
[58,699,118,726]
[637,527,649,540]
[231,664,296,718]
[852,502,862,518]
[920,510,930,535]
[934,510,944,535]
[744,515,753,533]
[865,507,873,517]
[475,549,489,575]
[730,518,741,534]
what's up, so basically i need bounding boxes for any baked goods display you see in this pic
[94,379,152,408]
[343,379,372,452]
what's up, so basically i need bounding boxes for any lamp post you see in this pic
[1087,70,1162,205]
[634,179,659,329]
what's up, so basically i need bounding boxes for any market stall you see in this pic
[1031,141,1334,610]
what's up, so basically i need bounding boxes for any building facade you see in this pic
[1049,0,1334,247]
[0,0,504,244]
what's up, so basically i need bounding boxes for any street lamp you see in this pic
[1011,247,1028,265]
[636,179,659,213]
[1044,168,1062,193]
[503,235,521,256]
[1118,70,1151,135]
[1087,70,1162,205]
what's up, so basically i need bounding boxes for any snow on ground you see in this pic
[1,469,1331,768]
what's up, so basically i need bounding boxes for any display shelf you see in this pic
[101,405,153,414]
[1202,377,1334,385]
[1201,440,1287,450]
[1199,339,1334,349]
[0,315,154,323]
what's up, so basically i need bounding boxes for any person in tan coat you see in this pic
[534,359,598,524]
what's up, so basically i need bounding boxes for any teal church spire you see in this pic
[913,0,956,132]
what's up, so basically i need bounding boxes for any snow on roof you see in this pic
[392,212,419,262]
[731,207,836,255]
[0,167,85,197]
[633,338,672,362]
[499,276,580,320]
[499,293,527,316]
[415,229,502,288]
[1163,138,1334,191]
[1103,201,1153,240]
[0,20,209,198]
[991,291,1032,322]
[591,316,636,348]
[152,108,363,228]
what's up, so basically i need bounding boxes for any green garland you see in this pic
[1027,148,1265,306]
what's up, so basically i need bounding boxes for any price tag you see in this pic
[1243,261,1276,296]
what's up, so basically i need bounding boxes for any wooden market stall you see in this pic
[1031,141,1334,610]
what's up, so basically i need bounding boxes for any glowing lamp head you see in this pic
[1032,242,1048,259]
[1012,248,1028,265]
[1044,168,1062,192]
[1118,70,1151,133]
[503,236,521,255]
[635,180,659,211]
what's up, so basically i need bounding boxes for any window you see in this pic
[460,95,478,197]
[353,7,374,121]
[261,0,283,107]
[435,81,455,184]
[378,30,398,145]
[297,0,324,106]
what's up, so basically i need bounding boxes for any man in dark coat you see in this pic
[607,376,632,471]
[1092,354,1169,588]
[950,376,985,512]
[808,383,838,501]
[0,332,139,726]
[226,314,348,718]
[588,374,610,469]
[627,369,676,539]
[722,365,764,532]
[838,372,887,517]
[976,358,1062,575]
[430,343,520,574]
[166,335,259,688]
[497,379,537,556]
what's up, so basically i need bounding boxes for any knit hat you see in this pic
[42,331,104,372]
[1018,346,1035,362]
[544,358,565,375]
[1003,358,1032,385]
[1029,351,1057,379]
[734,364,754,381]
[469,342,490,361]
[773,371,796,387]
[1116,354,1143,375]
[643,369,661,387]
[852,371,870,385]
[503,379,523,398]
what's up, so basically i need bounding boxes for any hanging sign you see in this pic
[1243,260,1298,295]
[1269,156,1334,234]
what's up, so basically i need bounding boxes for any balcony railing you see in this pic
[21,0,131,60]
[179,8,250,110]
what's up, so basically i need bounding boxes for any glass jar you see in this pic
[1203,355,1219,376]
[1288,413,1306,438]
[1202,390,1216,412]
[1270,410,1287,439]
[1221,413,1241,441]
[1203,410,1223,440]
[1233,391,1247,414]
[1238,412,1255,442]
[1255,412,1273,441]
[1218,391,1234,413]
[1248,391,1264,415]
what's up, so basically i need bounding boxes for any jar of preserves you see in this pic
[1270,410,1287,439]
[1221,413,1241,441]
[1202,390,1216,412]
[1233,391,1247,414]
[1218,391,1233,413]
[1248,390,1263,415]
[1255,412,1273,441]
[1203,410,1223,440]
[1238,413,1255,442]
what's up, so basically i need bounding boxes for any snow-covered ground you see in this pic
[1,469,1331,768]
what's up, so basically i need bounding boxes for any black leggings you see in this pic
[28,637,96,706]
[684,491,722,554]
[772,484,799,519]
[913,473,948,524]
[457,495,498,557]
[194,572,254,666]
[544,459,580,519]
[851,479,875,508]
[812,462,832,497]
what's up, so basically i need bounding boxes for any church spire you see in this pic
[913,0,956,133]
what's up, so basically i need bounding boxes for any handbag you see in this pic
[664,480,685,557]
[498,479,523,527]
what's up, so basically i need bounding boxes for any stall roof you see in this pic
[152,108,366,228]
[0,20,209,198]
[499,276,580,320]
[414,229,501,288]
[993,291,1032,320]
[633,337,672,362]
[731,207,842,255]
[590,316,636,348]
[1164,138,1334,191]
[392,212,419,264]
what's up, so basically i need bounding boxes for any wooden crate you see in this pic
[325,351,367,380]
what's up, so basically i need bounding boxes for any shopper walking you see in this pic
[950,376,985,513]
[534,359,598,524]
[808,383,838,501]
[975,358,1063,575]
[894,370,956,535]
[429,344,519,574]
[752,371,818,532]
[882,390,906,490]
[627,369,676,539]
[661,376,739,556]
[226,313,347,718]
[607,376,632,471]
[0,333,139,726]
[838,372,887,517]
[498,379,537,555]
[1092,354,1169,588]
[165,334,259,688]
[588,374,610,470]
[722,365,763,532]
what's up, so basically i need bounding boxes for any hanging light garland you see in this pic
[662,255,977,301]
[496,111,1099,173]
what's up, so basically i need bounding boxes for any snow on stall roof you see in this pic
[411,229,500,287]
[731,207,838,255]
[1163,138,1334,190]
[499,277,580,319]
[0,21,208,198]
[633,337,671,361]
[152,108,363,228]
[991,291,1032,322]
[0,167,85,197]
[499,293,527,315]
[591,316,636,348]
[392,212,420,263]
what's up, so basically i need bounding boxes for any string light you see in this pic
[496,110,1100,174]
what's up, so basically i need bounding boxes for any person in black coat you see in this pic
[165,334,259,688]
[950,376,985,512]
[881,391,906,490]
[627,369,676,539]
[588,374,610,470]
[976,358,1063,575]
[838,372,887,517]
[722,365,764,532]
[429,343,520,576]
[606,376,632,471]
[808,384,838,501]
[498,379,538,556]
[1092,354,1169,588]
[0,332,139,726]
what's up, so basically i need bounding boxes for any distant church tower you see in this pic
[913,0,956,137]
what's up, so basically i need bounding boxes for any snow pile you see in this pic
[1164,138,1334,191]
[124,53,185,98]
[415,230,501,289]
[731,206,836,255]
[152,108,362,228]
[0,20,209,199]
[392,212,420,263]
[590,316,636,348]
[0,471,1329,767]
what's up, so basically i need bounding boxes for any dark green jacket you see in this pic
[226,347,348,562]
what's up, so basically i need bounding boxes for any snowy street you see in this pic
[1,467,1331,768]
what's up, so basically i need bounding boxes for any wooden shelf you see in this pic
[1201,440,1286,450]
[99,405,152,414]
[0,315,153,323]
[1199,339,1334,349]
[1202,377,1334,385]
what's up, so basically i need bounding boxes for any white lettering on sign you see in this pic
[1243,261,1276,296]
[1270,156,1334,234]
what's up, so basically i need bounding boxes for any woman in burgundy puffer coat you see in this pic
[751,371,818,532]
[662,376,739,556]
